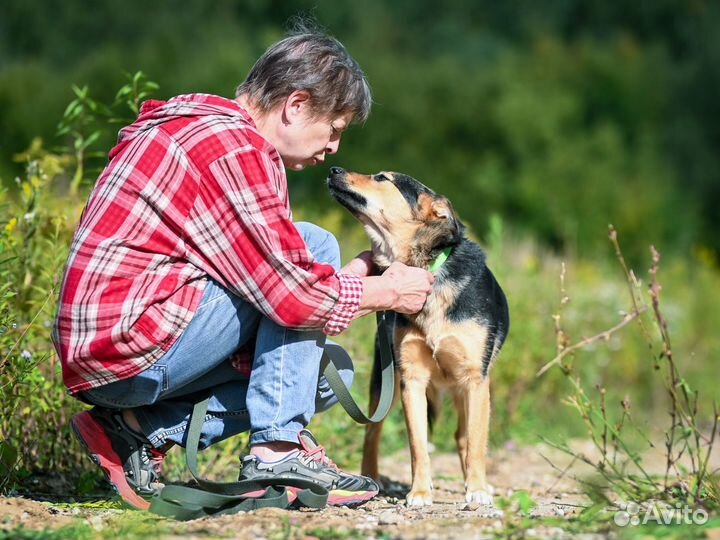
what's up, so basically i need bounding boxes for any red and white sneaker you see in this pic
[71,408,171,510]
[239,429,379,506]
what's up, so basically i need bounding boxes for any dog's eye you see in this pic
[375,173,390,182]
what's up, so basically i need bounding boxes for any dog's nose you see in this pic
[329,166,345,176]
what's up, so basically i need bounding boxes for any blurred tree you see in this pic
[0,0,717,258]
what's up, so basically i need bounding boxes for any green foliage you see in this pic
[1,1,719,258]
[495,489,537,517]
[0,526,94,540]
[55,72,159,194]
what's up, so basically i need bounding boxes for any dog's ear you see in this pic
[431,199,453,221]
[429,197,464,245]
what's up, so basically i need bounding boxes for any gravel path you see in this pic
[1,442,613,538]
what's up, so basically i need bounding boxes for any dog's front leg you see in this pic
[399,338,435,507]
[463,376,494,504]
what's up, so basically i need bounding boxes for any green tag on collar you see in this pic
[428,247,452,273]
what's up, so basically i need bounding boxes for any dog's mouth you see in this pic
[327,173,368,216]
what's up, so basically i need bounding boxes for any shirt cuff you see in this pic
[323,273,363,336]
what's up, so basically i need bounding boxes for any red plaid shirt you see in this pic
[53,94,362,395]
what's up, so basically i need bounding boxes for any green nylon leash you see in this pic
[149,310,396,520]
[322,310,395,424]
[149,395,330,520]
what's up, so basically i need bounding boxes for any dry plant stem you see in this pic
[540,229,719,508]
[566,377,655,486]
[647,245,713,497]
[608,226,656,358]
[536,306,647,377]
[697,403,720,500]
[540,436,645,500]
[543,452,581,496]
[599,386,608,461]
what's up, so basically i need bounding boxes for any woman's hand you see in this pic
[355,261,434,317]
[381,262,435,314]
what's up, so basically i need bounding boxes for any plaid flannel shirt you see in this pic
[53,94,362,395]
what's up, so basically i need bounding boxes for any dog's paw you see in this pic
[465,488,494,505]
[405,489,433,507]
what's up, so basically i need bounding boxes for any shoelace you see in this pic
[302,444,337,469]
[148,447,167,477]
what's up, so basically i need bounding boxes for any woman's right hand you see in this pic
[381,261,435,314]
[354,261,435,319]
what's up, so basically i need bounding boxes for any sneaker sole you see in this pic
[328,488,377,506]
[242,485,375,507]
[71,411,151,511]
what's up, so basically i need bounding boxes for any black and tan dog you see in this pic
[327,167,509,507]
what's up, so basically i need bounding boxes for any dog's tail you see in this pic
[427,388,441,435]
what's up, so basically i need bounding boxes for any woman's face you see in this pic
[279,109,353,171]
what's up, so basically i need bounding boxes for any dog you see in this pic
[327,167,509,507]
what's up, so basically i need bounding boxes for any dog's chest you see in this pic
[405,281,486,384]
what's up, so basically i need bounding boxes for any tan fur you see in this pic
[361,276,494,505]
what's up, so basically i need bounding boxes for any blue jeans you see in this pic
[81,222,354,449]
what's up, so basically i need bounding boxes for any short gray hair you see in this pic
[236,22,372,123]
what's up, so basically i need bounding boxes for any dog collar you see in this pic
[428,247,452,273]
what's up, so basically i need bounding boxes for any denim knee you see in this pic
[295,221,341,271]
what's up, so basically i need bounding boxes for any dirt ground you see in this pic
[1,441,620,539]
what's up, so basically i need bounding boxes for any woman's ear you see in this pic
[282,90,313,125]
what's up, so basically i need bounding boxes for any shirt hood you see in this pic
[109,94,254,159]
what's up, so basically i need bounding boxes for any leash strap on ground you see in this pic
[322,310,395,424]
[149,311,395,519]
[149,397,329,520]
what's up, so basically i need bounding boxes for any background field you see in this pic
[1,1,719,537]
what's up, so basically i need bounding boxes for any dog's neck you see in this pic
[370,237,460,272]
[362,218,463,271]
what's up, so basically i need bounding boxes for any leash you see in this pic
[322,310,395,423]
[150,395,329,519]
[149,310,395,519]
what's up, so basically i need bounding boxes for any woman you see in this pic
[54,24,434,509]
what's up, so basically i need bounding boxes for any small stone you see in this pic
[462,503,480,511]
[378,510,402,525]
[554,506,566,516]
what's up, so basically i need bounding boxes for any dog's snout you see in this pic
[329,166,345,176]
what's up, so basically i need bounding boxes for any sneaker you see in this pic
[239,429,379,506]
[71,408,170,510]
